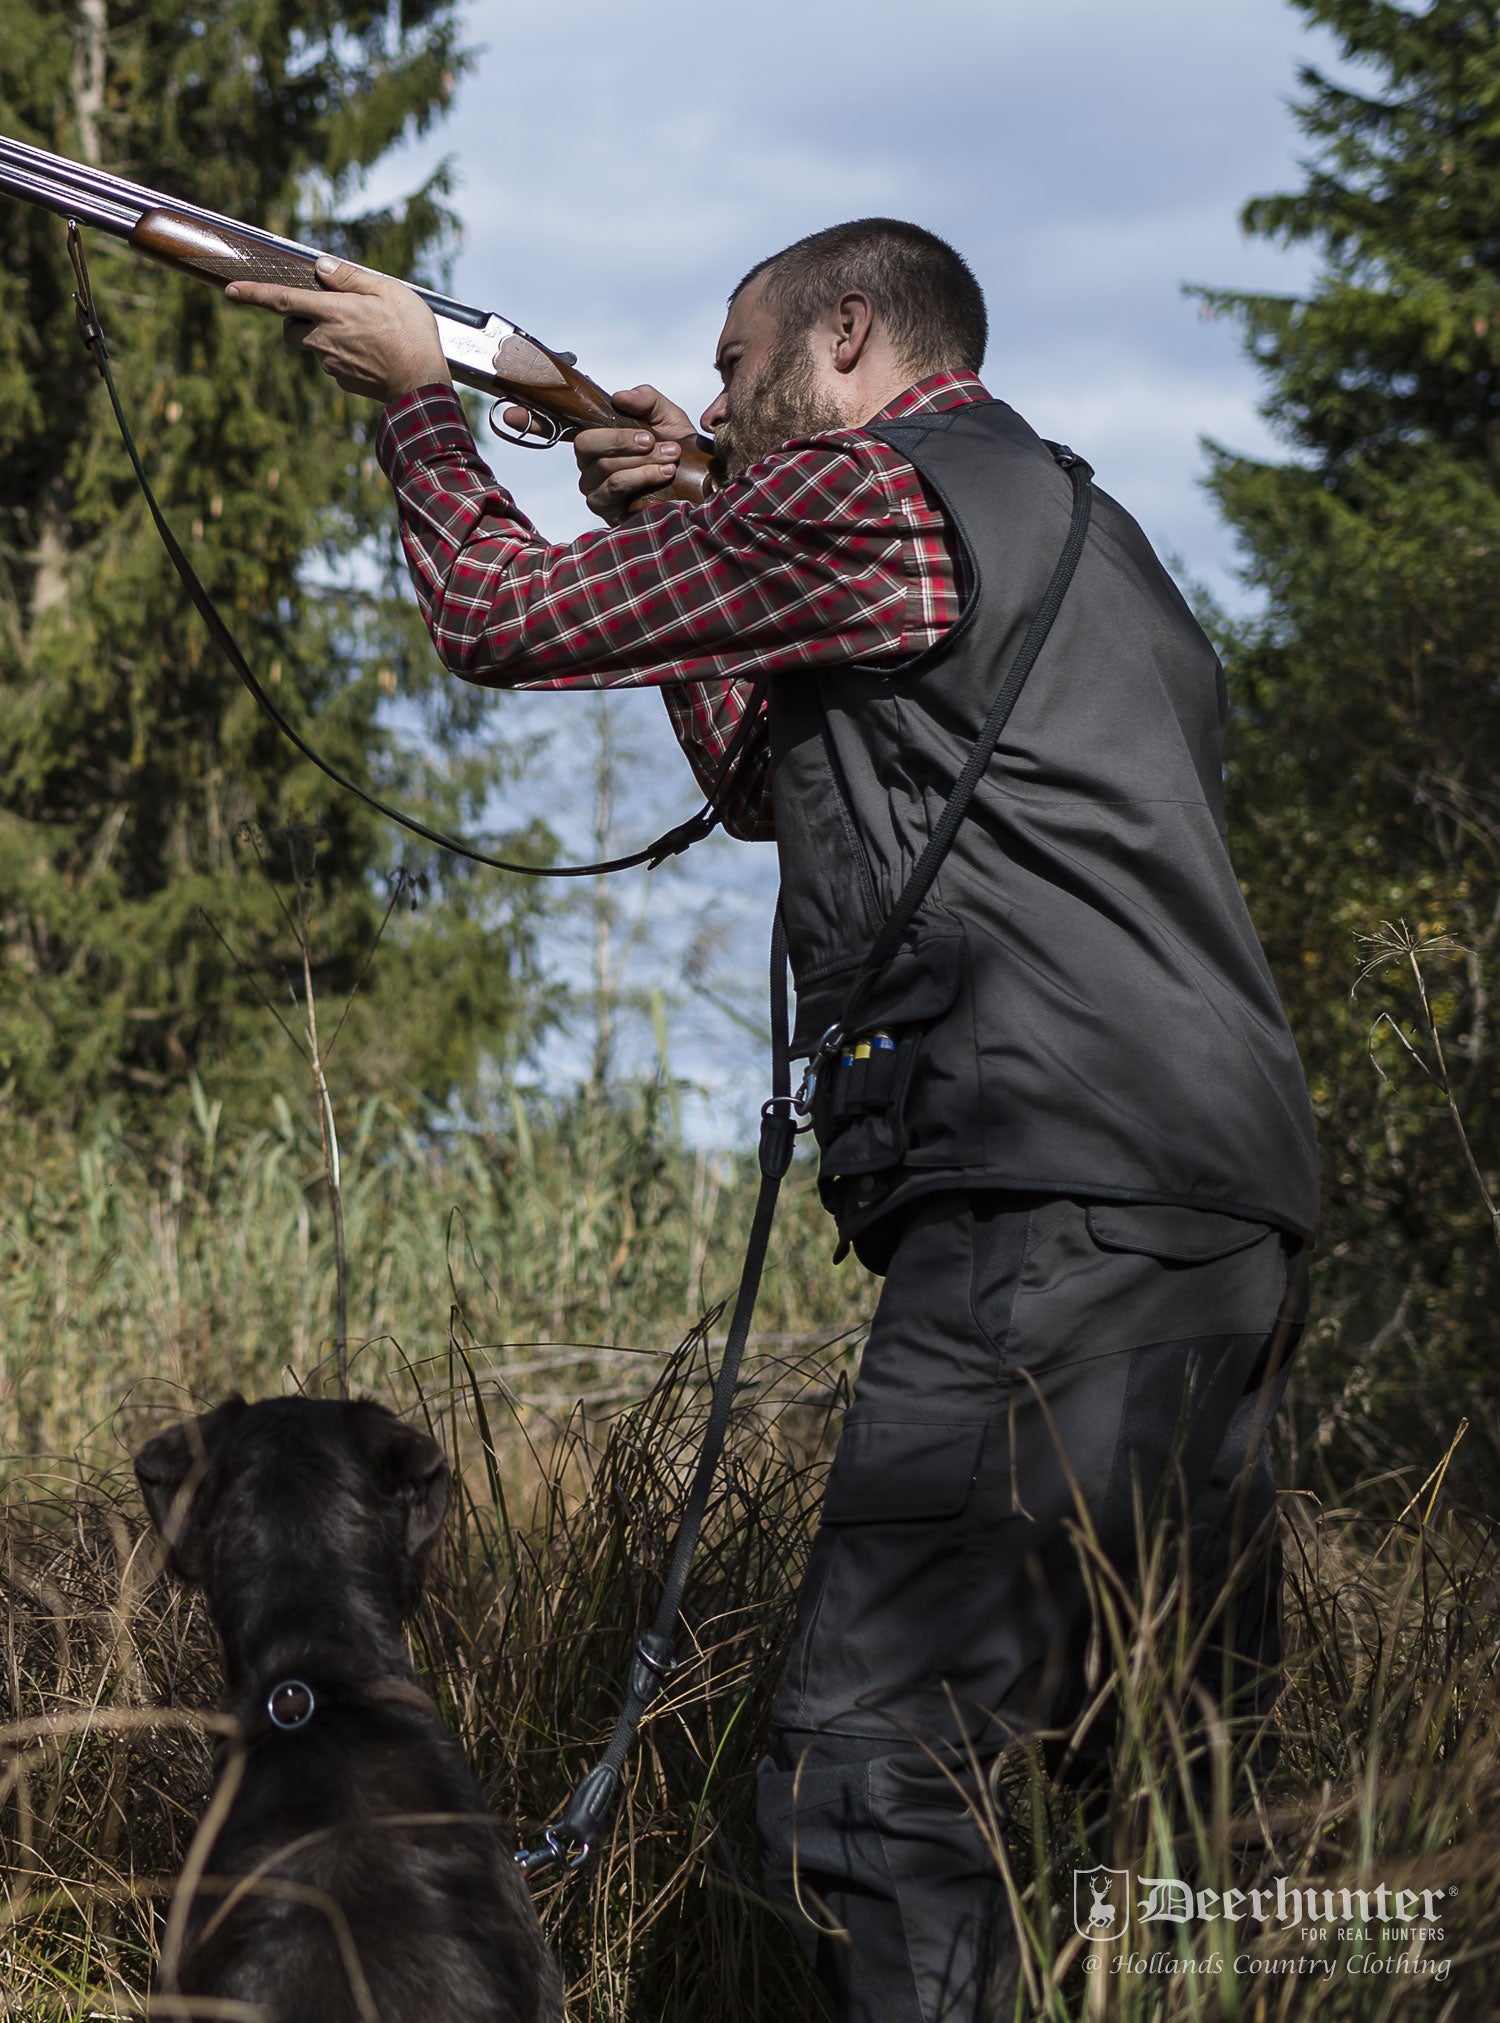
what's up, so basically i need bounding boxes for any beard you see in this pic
[715,323,853,478]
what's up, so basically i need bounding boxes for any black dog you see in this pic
[135,1394,564,2023]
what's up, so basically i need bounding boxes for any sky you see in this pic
[360,0,1343,1138]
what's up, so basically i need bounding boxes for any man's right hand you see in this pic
[501,383,697,525]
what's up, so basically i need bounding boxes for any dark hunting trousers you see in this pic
[756,1191,1309,2023]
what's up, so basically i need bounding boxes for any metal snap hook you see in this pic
[794,1023,845,1115]
[513,1822,591,1876]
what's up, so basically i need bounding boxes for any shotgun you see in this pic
[0,131,716,503]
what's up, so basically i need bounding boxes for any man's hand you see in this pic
[501,383,694,525]
[225,256,451,405]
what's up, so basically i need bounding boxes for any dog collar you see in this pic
[266,1677,316,1730]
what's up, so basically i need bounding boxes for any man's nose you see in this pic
[700,390,727,434]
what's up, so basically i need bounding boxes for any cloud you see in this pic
[358,0,1334,584]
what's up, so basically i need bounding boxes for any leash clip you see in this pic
[515,1760,620,1876]
[514,1822,591,1878]
[794,1022,845,1117]
[760,1093,811,1179]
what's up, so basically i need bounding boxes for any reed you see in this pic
[0,1089,873,1483]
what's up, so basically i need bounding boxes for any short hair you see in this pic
[731,219,987,375]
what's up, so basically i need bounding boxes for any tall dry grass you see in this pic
[3,1040,1497,2016]
[3,1334,1496,2019]
[1,1312,852,2021]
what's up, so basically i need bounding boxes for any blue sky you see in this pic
[362,0,1340,1134]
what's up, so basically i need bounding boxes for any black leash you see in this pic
[65,222,760,879]
[65,218,1094,1879]
[517,906,799,1875]
[515,448,1093,1877]
[63,213,789,1881]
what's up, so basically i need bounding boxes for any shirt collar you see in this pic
[869,371,990,424]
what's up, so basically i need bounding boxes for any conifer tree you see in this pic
[0,0,546,1125]
[1201,0,1500,1474]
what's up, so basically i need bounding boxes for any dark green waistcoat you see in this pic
[769,398,1319,1265]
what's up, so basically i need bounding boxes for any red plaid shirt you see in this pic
[375,371,986,839]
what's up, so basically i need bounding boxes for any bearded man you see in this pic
[230,220,1319,2023]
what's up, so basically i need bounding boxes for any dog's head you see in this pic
[134,1397,450,1656]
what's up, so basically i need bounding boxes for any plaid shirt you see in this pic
[375,371,986,839]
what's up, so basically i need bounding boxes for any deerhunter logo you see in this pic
[1073,1868,1455,1942]
[1073,1867,1129,1940]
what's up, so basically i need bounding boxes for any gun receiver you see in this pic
[1,134,716,503]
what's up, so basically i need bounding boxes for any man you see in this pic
[228,221,1318,2023]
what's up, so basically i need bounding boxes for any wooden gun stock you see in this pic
[130,207,715,507]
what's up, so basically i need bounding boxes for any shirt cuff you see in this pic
[376,384,480,485]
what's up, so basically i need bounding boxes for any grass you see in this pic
[4,1348,1498,2019]
[2,1095,1499,2017]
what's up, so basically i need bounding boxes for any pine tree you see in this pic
[0,0,547,1125]
[1200,0,1500,1477]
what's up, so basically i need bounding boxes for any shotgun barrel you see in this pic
[0,133,493,329]
[0,132,715,500]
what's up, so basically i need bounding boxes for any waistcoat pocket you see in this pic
[798,929,966,1178]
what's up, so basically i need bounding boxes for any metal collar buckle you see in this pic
[266,1677,316,1730]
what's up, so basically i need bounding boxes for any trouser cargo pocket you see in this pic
[776,1416,987,1736]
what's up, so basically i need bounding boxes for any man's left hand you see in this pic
[225,257,451,405]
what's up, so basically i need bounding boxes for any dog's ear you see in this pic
[358,1408,451,1560]
[134,1396,247,1582]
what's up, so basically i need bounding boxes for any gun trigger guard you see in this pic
[487,401,565,450]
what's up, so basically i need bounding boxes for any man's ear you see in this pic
[830,289,876,375]
[133,1396,247,1583]
[355,1405,450,1560]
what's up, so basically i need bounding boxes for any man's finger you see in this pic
[225,256,390,316]
[608,383,695,437]
[500,403,556,439]
[583,461,679,522]
[575,425,677,464]
[225,278,336,317]
[609,385,660,418]
[585,445,681,481]
[310,254,384,294]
